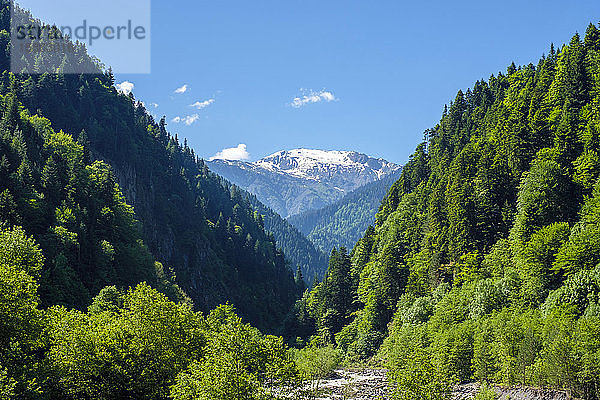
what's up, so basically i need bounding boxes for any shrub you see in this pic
[475,384,498,400]
[294,343,342,381]
[388,348,455,400]
[543,265,600,316]
[171,305,299,400]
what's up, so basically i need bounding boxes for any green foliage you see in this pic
[47,283,205,399]
[0,223,303,400]
[554,179,600,275]
[0,365,15,400]
[543,265,600,316]
[5,4,600,399]
[0,261,39,351]
[0,226,43,365]
[287,23,600,400]
[388,347,455,400]
[171,305,299,400]
[299,248,356,344]
[288,171,402,254]
[0,0,301,331]
[509,149,576,246]
[475,384,498,400]
[0,75,187,311]
[246,193,328,285]
[515,222,571,305]
[294,343,342,381]
[0,225,44,278]
[293,342,342,398]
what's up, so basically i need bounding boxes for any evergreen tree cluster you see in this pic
[289,23,600,399]
[244,190,329,284]
[0,0,300,331]
[288,170,402,254]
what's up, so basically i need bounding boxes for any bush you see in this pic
[388,348,455,400]
[293,342,341,399]
[472,318,497,382]
[294,343,342,381]
[402,296,434,324]
[171,304,299,400]
[431,321,474,382]
[543,265,600,316]
[475,384,498,400]
[469,279,505,320]
[47,283,205,399]
[573,316,600,399]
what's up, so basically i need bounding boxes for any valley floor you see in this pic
[314,369,572,400]
[314,368,389,400]
[453,383,571,400]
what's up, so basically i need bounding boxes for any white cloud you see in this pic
[171,114,200,126]
[174,84,189,94]
[190,98,215,109]
[151,103,159,108]
[291,89,336,108]
[116,81,134,95]
[209,144,250,161]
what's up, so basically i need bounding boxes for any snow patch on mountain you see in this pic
[207,149,401,218]
[253,149,400,183]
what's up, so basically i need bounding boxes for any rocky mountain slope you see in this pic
[208,149,401,218]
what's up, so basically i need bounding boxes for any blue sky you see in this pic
[31,0,600,164]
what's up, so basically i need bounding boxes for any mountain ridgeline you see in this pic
[209,150,401,280]
[208,149,401,218]
[3,1,600,399]
[287,169,402,253]
[288,24,600,399]
[0,2,301,331]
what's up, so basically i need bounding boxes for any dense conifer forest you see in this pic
[244,190,329,283]
[0,2,303,333]
[287,23,600,399]
[2,0,600,398]
[288,170,402,253]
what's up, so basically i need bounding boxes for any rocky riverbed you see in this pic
[453,383,571,400]
[314,369,389,400]
[312,369,572,400]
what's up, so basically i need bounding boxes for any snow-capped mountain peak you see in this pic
[254,149,399,181]
[207,148,401,217]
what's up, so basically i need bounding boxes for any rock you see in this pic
[305,369,572,400]
[313,368,390,400]
[453,383,571,400]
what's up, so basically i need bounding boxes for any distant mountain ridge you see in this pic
[208,149,401,218]
[287,169,402,253]
[255,149,398,182]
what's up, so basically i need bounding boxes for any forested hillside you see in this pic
[289,23,600,399]
[0,2,301,331]
[0,228,302,399]
[288,170,402,253]
[244,190,329,282]
[4,0,600,399]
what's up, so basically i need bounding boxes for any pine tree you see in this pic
[584,23,600,51]
[77,129,91,163]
